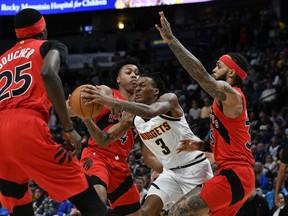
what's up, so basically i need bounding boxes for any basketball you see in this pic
[69,85,103,119]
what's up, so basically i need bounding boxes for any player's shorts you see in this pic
[200,164,255,216]
[0,109,89,213]
[147,157,213,209]
[81,147,140,215]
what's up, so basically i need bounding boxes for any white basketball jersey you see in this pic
[134,114,203,169]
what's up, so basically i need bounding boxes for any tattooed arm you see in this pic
[82,87,182,119]
[82,112,133,147]
[155,11,243,118]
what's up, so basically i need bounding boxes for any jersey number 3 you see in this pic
[0,62,32,102]
[155,138,171,155]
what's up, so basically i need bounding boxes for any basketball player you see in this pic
[70,57,144,216]
[155,11,255,216]
[80,73,214,216]
[0,8,106,216]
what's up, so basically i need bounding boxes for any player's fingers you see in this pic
[176,147,183,154]
[155,24,161,31]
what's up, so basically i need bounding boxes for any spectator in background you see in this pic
[256,125,272,145]
[266,177,288,210]
[135,176,148,206]
[200,97,211,119]
[271,192,288,216]
[188,100,201,121]
[129,153,140,175]
[250,82,262,109]
[263,154,278,177]
[33,186,46,212]
[34,195,59,216]
[268,135,282,160]
[254,162,271,193]
[57,199,74,216]
[236,181,270,216]
[254,142,267,163]
[259,79,277,106]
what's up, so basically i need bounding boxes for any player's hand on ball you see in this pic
[66,94,76,117]
[120,111,134,125]
[81,85,107,105]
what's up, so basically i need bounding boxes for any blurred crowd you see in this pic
[1,1,288,215]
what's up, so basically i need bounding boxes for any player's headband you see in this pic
[15,16,46,39]
[219,55,247,80]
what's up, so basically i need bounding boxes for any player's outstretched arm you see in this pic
[155,11,238,102]
[82,85,179,119]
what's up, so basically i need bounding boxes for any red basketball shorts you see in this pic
[0,109,89,212]
[81,147,140,209]
[200,164,255,216]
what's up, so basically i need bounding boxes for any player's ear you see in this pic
[153,88,159,97]
[228,69,237,79]
[116,76,120,84]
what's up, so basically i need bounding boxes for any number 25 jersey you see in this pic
[0,39,67,122]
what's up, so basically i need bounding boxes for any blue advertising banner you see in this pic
[0,0,213,16]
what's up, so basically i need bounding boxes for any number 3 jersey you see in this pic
[134,113,203,169]
[0,39,67,122]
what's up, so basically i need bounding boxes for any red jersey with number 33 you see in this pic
[210,87,254,167]
[0,39,51,122]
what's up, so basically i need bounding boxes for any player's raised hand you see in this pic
[155,11,174,44]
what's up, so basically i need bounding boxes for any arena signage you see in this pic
[0,0,213,16]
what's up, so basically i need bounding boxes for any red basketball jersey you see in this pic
[210,87,254,167]
[0,39,51,122]
[87,89,135,159]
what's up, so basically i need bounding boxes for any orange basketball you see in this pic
[69,85,103,119]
